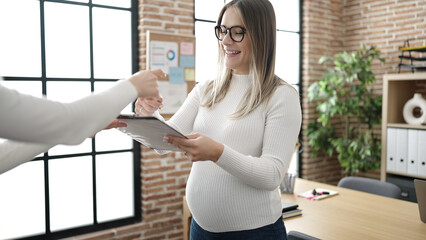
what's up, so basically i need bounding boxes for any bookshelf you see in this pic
[381,73,426,201]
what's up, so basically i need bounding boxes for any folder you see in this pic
[386,128,397,172]
[116,114,187,151]
[418,130,426,177]
[396,128,408,174]
[407,129,418,175]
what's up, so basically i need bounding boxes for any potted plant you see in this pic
[306,46,385,175]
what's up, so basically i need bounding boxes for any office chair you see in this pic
[337,176,401,199]
[288,231,321,240]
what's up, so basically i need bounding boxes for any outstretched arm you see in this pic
[0,69,164,145]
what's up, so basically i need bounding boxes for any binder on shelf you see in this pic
[396,128,408,174]
[418,130,426,177]
[387,128,397,172]
[407,129,419,175]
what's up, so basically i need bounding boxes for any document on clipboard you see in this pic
[116,114,186,151]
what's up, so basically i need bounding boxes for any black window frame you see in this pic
[2,0,141,239]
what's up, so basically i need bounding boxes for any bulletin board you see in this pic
[146,30,196,119]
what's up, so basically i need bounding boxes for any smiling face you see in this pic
[220,7,251,75]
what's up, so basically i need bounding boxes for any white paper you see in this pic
[150,40,178,74]
[158,81,187,114]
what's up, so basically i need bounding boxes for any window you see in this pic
[194,0,302,174]
[0,0,140,239]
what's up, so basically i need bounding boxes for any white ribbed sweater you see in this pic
[165,74,302,232]
[0,79,137,174]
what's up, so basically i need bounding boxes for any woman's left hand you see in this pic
[166,133,224,162]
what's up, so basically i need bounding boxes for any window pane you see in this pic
[195,0,223,21]
[195,21,218,83]
[270,0,300,32]
[275,31,299,85]
[0,0,41,77]
[93,8,132,79]
[45,3,90,78]
[93,0,131,8]
[46,82,92,155]
[93,82,133,151]
[49,156,93,231]
[95,129,133,151]
[0,81,42,98]
[96,152,134,222]
[0,161,45,239]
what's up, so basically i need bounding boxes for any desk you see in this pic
[182,178,426,240]
[282,178,426,240]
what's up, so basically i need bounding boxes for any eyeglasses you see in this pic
[214,25,247,43]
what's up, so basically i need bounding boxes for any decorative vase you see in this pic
[403,93,426,125]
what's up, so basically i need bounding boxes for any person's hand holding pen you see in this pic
[135,96,163,116]
[128,68,165,98]
[90,69,165,138]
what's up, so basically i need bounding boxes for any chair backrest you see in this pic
[288,231,321,240]
[337,176,401,199]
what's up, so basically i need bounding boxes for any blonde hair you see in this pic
[201,0,284,119]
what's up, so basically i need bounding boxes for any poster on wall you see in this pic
[147,31,195,117]
[150,40,178,74]
[157,81,187,114]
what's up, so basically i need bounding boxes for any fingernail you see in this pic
[163,136,169,143]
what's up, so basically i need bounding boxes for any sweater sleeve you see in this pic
[148,82,202,155]
[216,85,302,191]
[0,140,54,174]
[166,81,204,134]
[0,79,137,145]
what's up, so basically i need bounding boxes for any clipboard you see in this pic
[116,114,187,151]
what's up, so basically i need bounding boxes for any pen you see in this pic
[312,189,330,196]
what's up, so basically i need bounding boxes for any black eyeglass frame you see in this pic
[214,25,247,43]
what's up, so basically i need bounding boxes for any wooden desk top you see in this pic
[282,178,426,240]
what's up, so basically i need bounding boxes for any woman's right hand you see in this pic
[135,96,163,116]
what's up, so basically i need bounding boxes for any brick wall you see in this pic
[301,0,346,184]
[68,0,426,239]
[302,0,426,184]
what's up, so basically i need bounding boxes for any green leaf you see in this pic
[306,46,383,174]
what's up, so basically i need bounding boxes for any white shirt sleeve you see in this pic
[0,79,137,145]
[0,79,138,174]
[0,140,53,174]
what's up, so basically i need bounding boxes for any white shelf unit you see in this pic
[381,73,426,201]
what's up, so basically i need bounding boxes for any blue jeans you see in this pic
[190,217,287,240]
